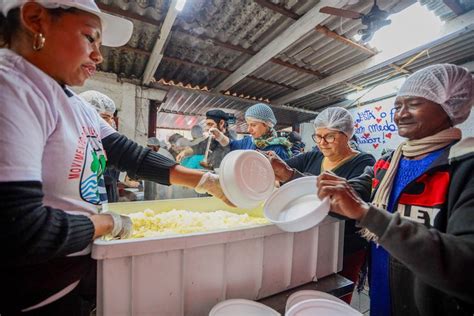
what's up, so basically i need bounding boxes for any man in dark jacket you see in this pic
[199,109,236,170]
[317,64,474,316]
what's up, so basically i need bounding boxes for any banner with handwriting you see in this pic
[349,97,403,158]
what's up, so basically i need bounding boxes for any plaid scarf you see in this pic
[253,128,292,156]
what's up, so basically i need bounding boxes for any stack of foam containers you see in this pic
[92,197,344,316]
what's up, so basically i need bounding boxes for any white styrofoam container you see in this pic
[92,197,344,316]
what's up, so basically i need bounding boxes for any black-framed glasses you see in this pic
[312,132,340,144]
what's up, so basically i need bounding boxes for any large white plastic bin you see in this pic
[92,197,344,316]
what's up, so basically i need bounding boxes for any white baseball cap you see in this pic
[0,0,133,47]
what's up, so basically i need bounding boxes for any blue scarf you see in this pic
[370,148,443,316]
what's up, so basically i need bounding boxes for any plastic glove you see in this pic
[195,172,235,207]
[103,212,133,239]
[259,150,294,183]
[199,160,213,170]
[208,128,230,146]
[176,147,193,163]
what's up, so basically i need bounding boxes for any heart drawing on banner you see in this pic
[376,118,382,123]
[354,123,359,128]
[363,132,370,139]
[375,106,382,112]
[385,133,392,139]
[373,144,379,149]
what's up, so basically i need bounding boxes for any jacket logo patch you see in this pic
[398,171,450,207]
[396,204,441,227]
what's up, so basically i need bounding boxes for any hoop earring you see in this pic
[32,33,45,51]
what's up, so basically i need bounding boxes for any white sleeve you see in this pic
[0,74,55,182]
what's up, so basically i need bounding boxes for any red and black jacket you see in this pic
[349,145,474,316]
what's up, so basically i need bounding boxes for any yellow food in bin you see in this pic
[127,208,269,238]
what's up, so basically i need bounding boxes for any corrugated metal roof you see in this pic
[290,28,474,116]
[155,86,315,131]
[96,0,473,129]
[419,0,474,21]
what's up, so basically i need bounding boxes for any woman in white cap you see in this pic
[0,1,230,313]
[210,103,292,160]
[263,107,375,304]
[317,64,474,316]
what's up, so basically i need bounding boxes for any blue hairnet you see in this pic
[245,103,277,127]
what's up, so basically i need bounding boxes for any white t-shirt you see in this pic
[0,48,118,310]
[0,49,116,215]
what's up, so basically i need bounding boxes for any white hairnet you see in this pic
[147,137,160,146]
[191,124,204,139]
[79,90,116,115]
[397,64,474,125]
[313,107,354,137]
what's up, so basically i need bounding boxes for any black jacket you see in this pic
[351,143,474,316]
[286,151,376,255]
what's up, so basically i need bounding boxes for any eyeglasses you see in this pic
[312,132,340,144]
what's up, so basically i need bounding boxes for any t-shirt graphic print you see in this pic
[68,126,108,205]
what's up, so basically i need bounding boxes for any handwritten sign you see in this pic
[349,97,403,158]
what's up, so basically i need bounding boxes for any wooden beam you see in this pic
[389,63,411,74]
[315,25,377,55]
[343,81,364,91]
[270,58,323,78]
[213,0,348,92]
[273,14,474,105]
[253,0,300,20]
[142,0,180,85]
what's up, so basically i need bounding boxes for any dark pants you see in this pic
[1,256,96,315]
[339,249,368,304]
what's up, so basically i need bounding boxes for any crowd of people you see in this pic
[1,0,474,315]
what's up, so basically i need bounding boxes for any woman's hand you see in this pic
[316,171,369,221]
[260,150,294,182]
[90,213,133,239]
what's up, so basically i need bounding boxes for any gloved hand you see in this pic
[195,172,235,207]
[176,147,193,163]
[103,212,133,239]
[259,150,295,183]
[199,160,213,170]
[208,128,230,146]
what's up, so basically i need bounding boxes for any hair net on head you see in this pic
[245,103,277,127]
[191,124,204,139]
[397,64,474,125]
[168,133,183,145]
[80,90,116,115]
[147,137,160,146]
[313,107,354,137]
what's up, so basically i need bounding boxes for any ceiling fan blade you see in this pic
[319,6,363,19]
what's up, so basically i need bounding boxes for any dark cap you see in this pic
[206,109,236,124]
